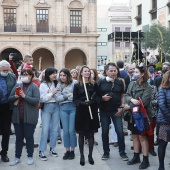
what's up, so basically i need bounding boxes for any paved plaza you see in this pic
[1,118,170,170]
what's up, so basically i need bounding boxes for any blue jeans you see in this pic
[14,122,35,158]
[59,103,77,148]
[39,103,59,151]
[48,123,61,140]
[100,110,125,153]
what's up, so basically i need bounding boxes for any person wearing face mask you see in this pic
[124,64,135,93]
[0,60,16,163]
[154,62,170,90]
[8,69,40,166]
[125,66,152,169]
[147,63,160,86]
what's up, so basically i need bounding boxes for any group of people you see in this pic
[0,54,170,170]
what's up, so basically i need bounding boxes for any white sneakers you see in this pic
[10,158,21,166]
[9,157,34,166]
[27,157,34,165]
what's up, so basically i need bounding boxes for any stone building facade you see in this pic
[0,0,98,70]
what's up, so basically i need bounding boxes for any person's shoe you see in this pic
[1,155,9,162]
[101,152,110,160]
[39,151,47,161]
[120,151,129,161]
[154,139,159,146]
[113,142,118,147]
[63,151,70,160]
[127,153,141,165]
[68,151,75,160]
[88,155,94,165]
[50,148,58,157]
[10,158,20,166]
[34,144,39,148]
[139,156,150,169]
[80,155,85,166]
[27,157,34,165]
[57,137,62,144]
[149,149,157,156]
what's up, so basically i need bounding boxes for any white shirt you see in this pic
[40,82,56,103]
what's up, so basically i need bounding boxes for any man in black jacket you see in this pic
[0,60,16,162]
[98,63,128,161]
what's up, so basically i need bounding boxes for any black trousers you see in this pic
[0,103,12,156]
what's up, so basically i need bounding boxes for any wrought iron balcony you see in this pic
[0,25,89,34]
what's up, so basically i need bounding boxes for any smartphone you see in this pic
[16,87,21,96]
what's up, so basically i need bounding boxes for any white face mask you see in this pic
[106,76,113,82]
[21,76,30,83]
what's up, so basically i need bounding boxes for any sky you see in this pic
[97,0,129,5]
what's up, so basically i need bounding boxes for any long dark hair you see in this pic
[59,68,73,85]
[161,71,170,89]
[44,67,58,87]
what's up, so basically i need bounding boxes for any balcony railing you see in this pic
[0,25,89,34]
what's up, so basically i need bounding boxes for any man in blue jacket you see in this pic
[0,60,16,162]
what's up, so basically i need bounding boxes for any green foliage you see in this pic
[144,24,170,56]
[155,62,162,70]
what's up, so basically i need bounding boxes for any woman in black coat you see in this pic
[73,65,100,166]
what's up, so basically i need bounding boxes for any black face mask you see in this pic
[162,69,168,74]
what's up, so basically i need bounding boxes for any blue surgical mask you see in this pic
[133,73,140,80]
[128,71,134,75]
[0,72,8,77]
[148,68,154,73]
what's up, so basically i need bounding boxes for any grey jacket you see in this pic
[9,83,40,125]
[55,80,77,105]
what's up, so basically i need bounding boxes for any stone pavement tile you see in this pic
[2,120,170,170]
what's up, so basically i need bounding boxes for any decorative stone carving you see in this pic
[34,0,51,8]
[1,0,18,7]
[68,0,84,9]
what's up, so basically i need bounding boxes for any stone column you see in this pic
[88,0,97,33]
[88,42,97,69]
[55,0,64,32]
[54,42,65,70]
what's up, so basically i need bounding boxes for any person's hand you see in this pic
[81,101,89,106]
[66,93,72,97]
[15,94,19,99]
[9,54,13,60]
[52,88,58,95]
[124,105,130,110]
[102,94,112,101]
[131,98,140,105]
[20,90,26,98]
[115,108,123,117]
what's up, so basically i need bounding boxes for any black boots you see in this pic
[127,152,141,165]
[139,155,150,169]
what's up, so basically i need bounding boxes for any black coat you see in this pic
[73,82,100,133]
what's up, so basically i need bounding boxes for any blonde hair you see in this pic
[77,65,94,85]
